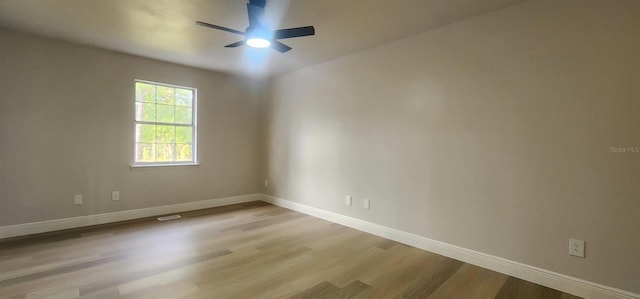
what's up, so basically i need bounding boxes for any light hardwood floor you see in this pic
[0,202,582,299]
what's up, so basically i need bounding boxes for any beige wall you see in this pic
[0,28,264,226]
[265,0,640,293]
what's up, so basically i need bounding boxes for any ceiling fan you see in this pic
[196,0,315,53]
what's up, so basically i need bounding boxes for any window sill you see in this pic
[130,163,199,169]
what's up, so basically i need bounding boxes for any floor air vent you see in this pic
[157,215,182,221]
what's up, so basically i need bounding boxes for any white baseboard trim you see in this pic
[0,193,261,239]
[261,194,639,299]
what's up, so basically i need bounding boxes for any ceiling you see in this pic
[0,0,525,77]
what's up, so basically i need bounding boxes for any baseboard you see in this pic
[0,193,261,239]
[261,194,639,299]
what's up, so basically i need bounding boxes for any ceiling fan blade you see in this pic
[225,41,245,48]
[247,3,265,27]
[273,26,315,39]
[195,21,244,35]
[271,41,292,53]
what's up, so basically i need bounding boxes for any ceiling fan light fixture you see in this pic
[246,37,271,48]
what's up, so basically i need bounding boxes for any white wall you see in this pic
[0,28,264,226]
[265,0,640,293]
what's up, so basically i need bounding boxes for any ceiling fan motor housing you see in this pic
[249,0,266,8]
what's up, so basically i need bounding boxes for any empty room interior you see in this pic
[0,0,638,298]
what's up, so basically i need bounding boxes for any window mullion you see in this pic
[135,121,192,127]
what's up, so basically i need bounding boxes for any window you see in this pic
[134,80,197,166]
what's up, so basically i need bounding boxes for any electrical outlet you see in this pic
[363,198,370,209]
[345,195,352,206]
[264,179,269,187]
[73,194,83,205]
[112,191,120,201]
[569,239,585,258]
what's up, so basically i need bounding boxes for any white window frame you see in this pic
[132,79,198,167]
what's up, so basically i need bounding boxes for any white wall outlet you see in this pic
[345,195,352,206]
[112,191,120,201]
[264,179,269,187]
[363,198,370,209]
[73,194,83,205]
[569,239,585,258]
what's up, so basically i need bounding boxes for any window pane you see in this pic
[175,106,192,124]
[156,86,175,105]
[136,143,155,162]
[136,124,156,143]
[136,82,156,103]
[157,104,175,123]
[156,125,175,143]
[176,144,192,161]
[176,127,192,144]
[156,143,175,162]
[134,81,195,165]
[175,89,193,107]
[135,102,156,122]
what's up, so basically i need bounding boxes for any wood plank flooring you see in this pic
[0,202,582,299]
